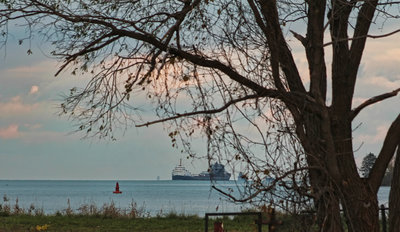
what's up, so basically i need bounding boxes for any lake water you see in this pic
[0,180,391,216]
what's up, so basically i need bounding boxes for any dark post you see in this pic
[381,205,387,232]
[258,212,262,232]
[268,208,275,232]
[205,214,209,232]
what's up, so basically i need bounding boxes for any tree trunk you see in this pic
[310,174,380,232]
[342,185,380,232]
[389,147,400,232]
[301,113,345,231]
[333,141,380,231]
[316,115,381,231]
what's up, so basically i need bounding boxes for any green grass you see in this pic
[0,211,390,232]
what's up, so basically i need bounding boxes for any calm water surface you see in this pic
[0,180,390,216]
[0,180,247,216]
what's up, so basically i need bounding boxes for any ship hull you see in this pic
[172,175,198,180]
[172,174,231,181]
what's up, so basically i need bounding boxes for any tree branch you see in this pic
[305,1,327,101]
[136,94,271,127]
[257,0,306,94]
[351,88,400,120]
[212,166,317,203]
[55,33,119,76]
[324,29,400,47]
[18,1,272,96]
[330,1,352,113]
[290,30,306,46]
[368,113,400,193]
[347,0,379,96]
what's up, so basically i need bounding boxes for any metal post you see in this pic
[258,212,262,232]
[381,205,387,232]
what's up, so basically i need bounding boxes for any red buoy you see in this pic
[113,182,122,194]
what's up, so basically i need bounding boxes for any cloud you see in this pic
[0,96,38,117]
[355,124,390,145]
[24,123,42,130]
[352,97,368,108]
[0,124,20,139]
[0,122,71,143]
[29,85,39,94]
[364,76,400,90]
[5,60,58,76]
[360,35,400,80]
[18,130,70,144]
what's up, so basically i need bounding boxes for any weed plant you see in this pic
[0,194,323,231]
[1,194,150,219]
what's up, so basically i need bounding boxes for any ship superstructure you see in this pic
[171,159,193,180]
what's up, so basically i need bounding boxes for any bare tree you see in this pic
[1,0,400,231]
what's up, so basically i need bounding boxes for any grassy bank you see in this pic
[1,214,201,232]
[0,214,273,232]
[0,196,308,231]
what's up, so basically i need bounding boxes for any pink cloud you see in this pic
[24,123,42,130]
[0,96,38,116]
[29,85,39,94]
[0,124,20,139]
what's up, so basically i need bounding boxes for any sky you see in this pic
[0,13,399,180]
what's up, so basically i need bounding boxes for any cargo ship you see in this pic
[172,160,231,181]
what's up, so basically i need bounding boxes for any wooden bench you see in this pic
[205,209,282,232]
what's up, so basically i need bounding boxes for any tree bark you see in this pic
[389,146,400,232]
[330,126,380,231]
[341,183,380,232]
